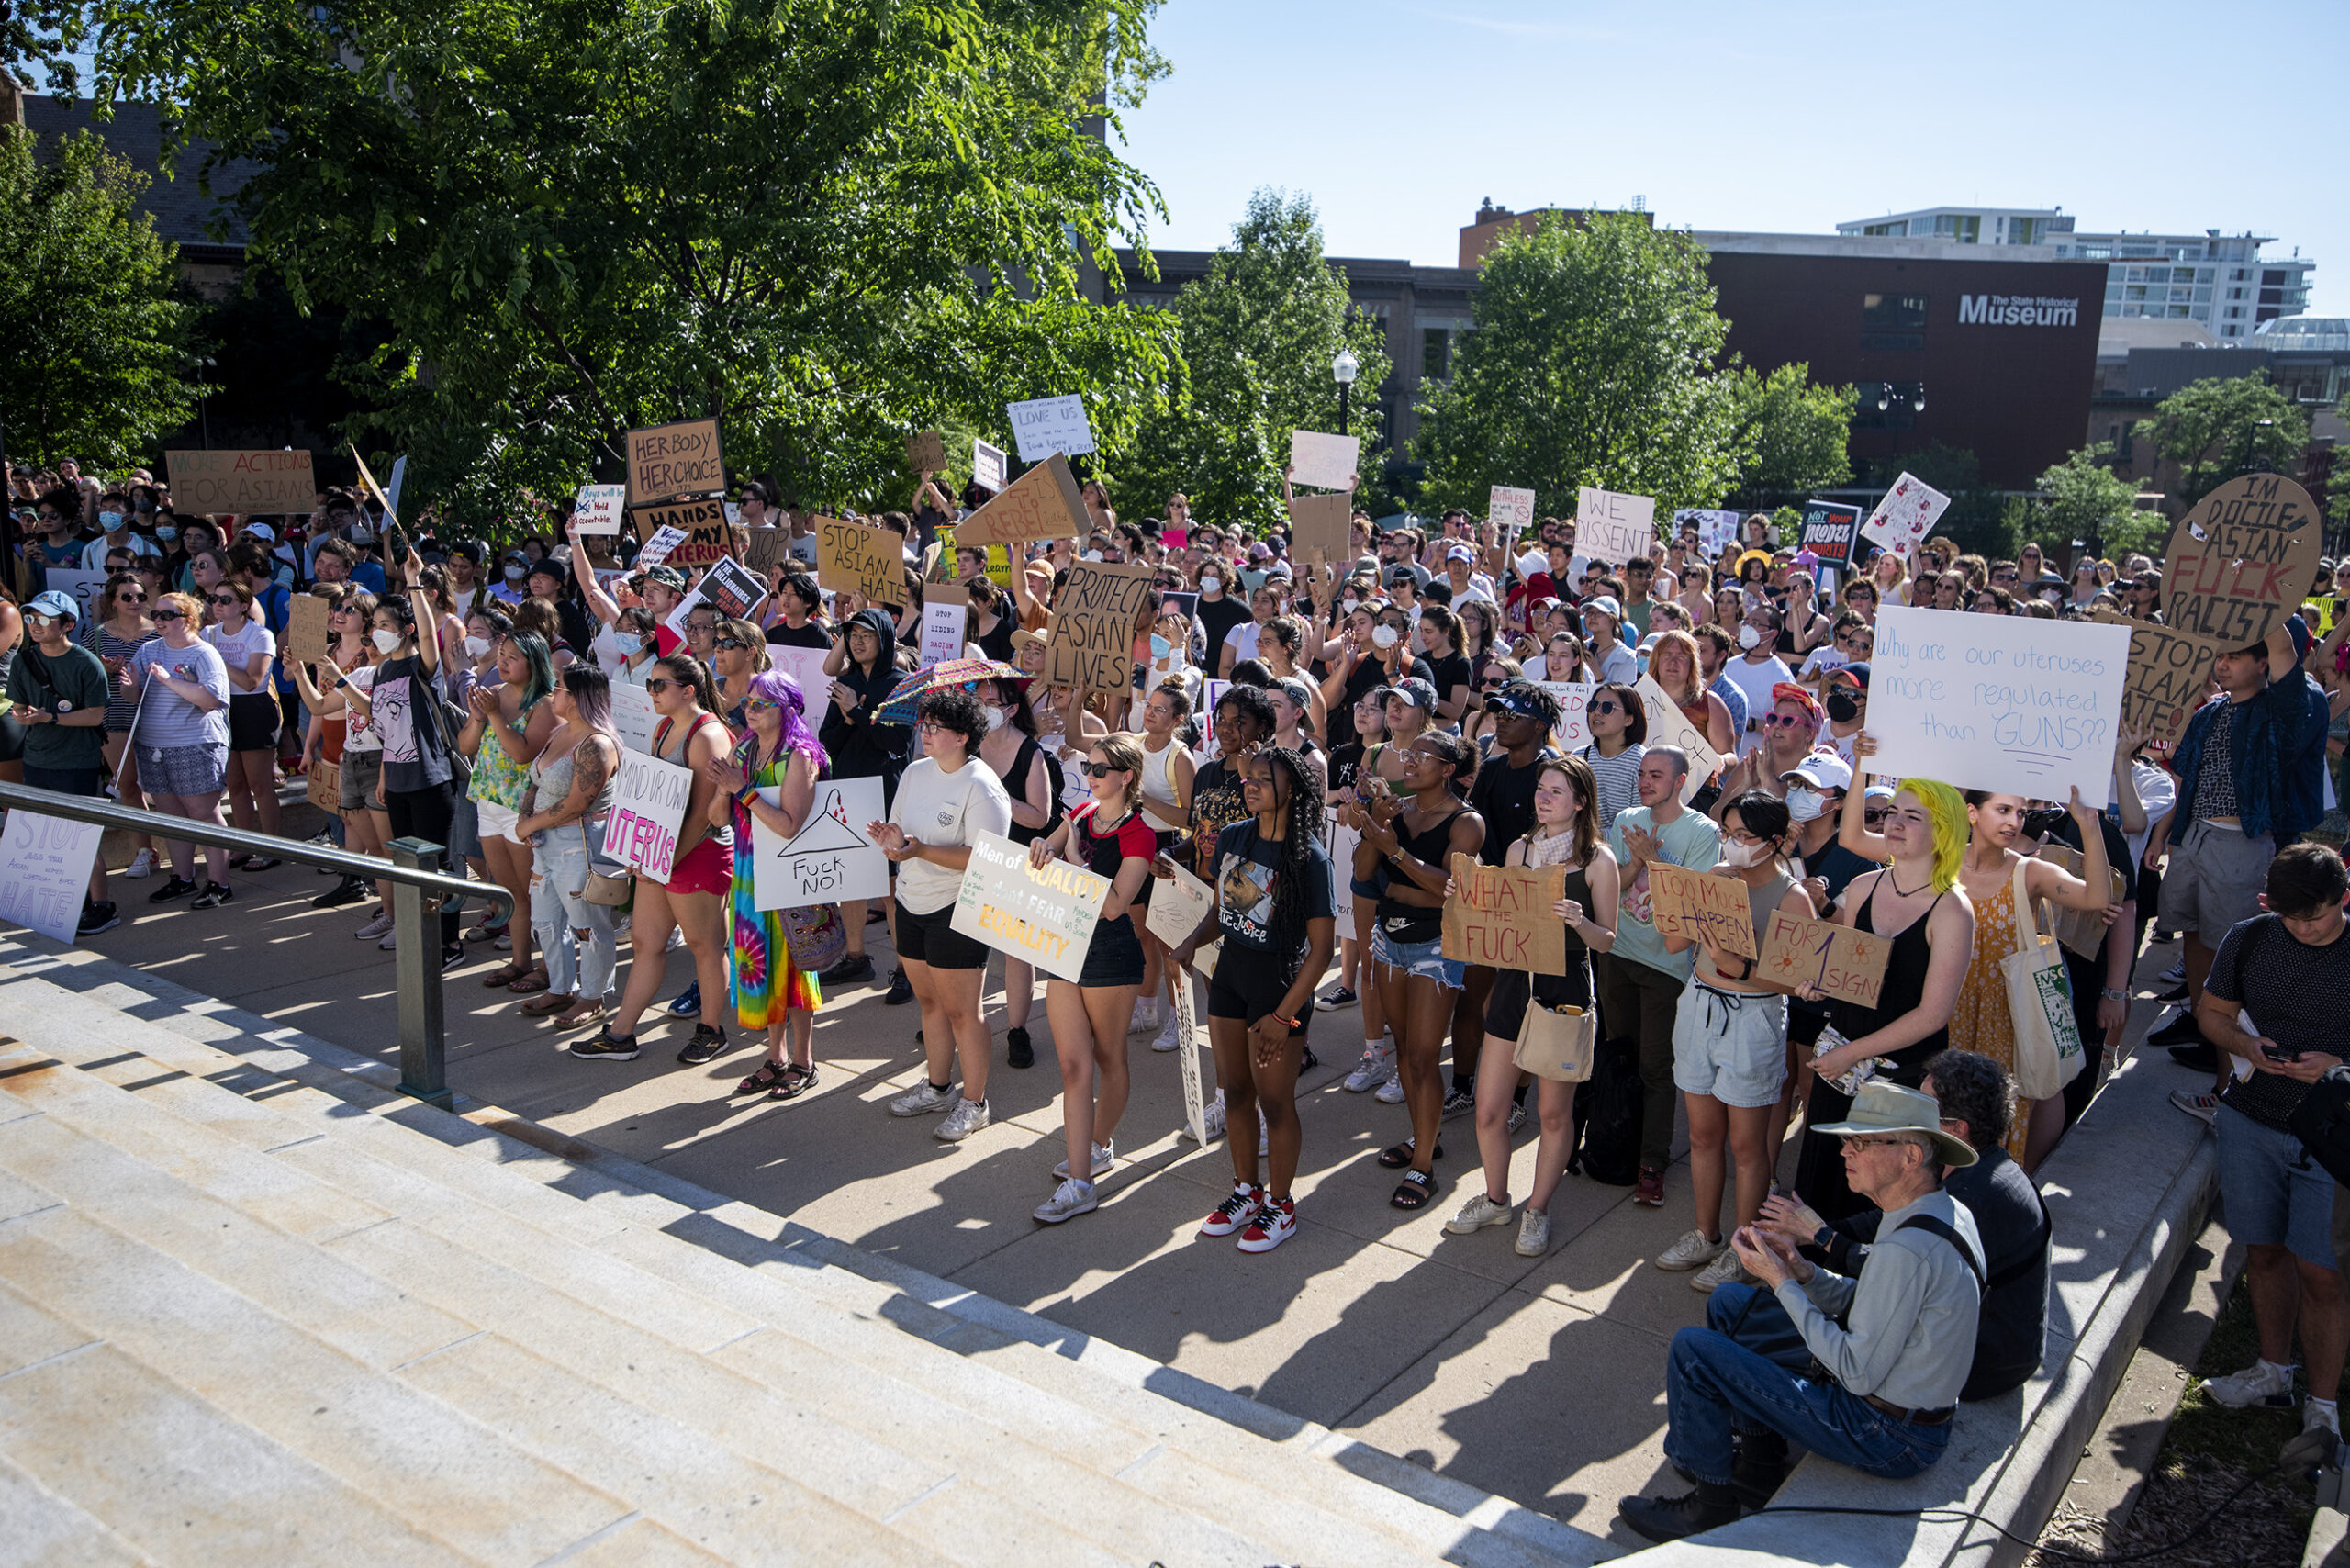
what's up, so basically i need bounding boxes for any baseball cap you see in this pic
[1272,677,1313,711]
[1863,781,1896,802]
[1782,752,1853,792]
[26,590,76,624]
[1386,566,1417,585]
[1582,595,1623,621]
[643,565,687,591]
[1485,683,1547,720]
[1445,543,1474,563]
[1390,677,1438,711]
[243,522,277,543]
[1248,541,1272,561]
[1831,661,1870,690]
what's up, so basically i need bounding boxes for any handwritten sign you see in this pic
[610,681,655,753]
[632,498,730,570]
[572,483,626,535]
[2035,842,2128,961]
[950,829,1111,982]
[1440,853,1568,973]
[1489,486,1537,537]
[1288,430,1359,492]
[1859,471,1952,560]
[744,526,792,580]
[921,599,965,666]
[1144,862,1215,955]
[904,430,946,474]
[165,449,316,515]
[957,451,1086,548]
[1046,560,1155,696]
[633,523,689,569]
[625,419,724,507]
[1633,674,1725,801]
[1649,861,1757,959]
[815,516,902,604]
[1576,487,1658,566]
[1674,508,1741,561]
[1754,908,1886,1007]
[1539,680,1593,751]
[2108,613,2222,756]
[1866,605,2130,802]
[1005,394,1094,461]
[2161,472,2322,648]
[1287,492,1352,562]
[972,439,1008,494]
[754,778,887,910]
[1796,500,1863,567]
[767,644,834,731]
[306,759,341,817]
[599,748,694,883]
[0,812,102,943]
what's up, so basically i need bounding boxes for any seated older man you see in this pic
[1620,1081,1985,1543]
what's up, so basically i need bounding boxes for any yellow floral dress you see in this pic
[1945,868,2029,1159]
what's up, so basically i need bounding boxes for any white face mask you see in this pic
[505,564,527,581]
[1785,785,1827,823]
[1371,624,1399,650]
[984,704,1008,733]
[464,635,492,659]
[372,629,403,653]
[1200,575,1222,595]
[350,524,372,543]
[1718,838,1766,868]
[1738,625,1762,650]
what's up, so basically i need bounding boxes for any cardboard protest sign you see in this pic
[599,749,695,883]
[956,451,1086,549]
[2035,841,2128,962]
[286,593,333,666]
[1489,486,1537,537]
[610,681,656,754]
[1866,606,2130,802]
[166,449,316,514]
[1633,674,1724,801]
[625,419,724,507]
[634,523,689,568]
[1673,508,1741,561]
[307,759,341,817]
[1539,681,1594,751]
[348,444,400,527]
[1286,492,1352,563]
[2160,472,2322,648]
[1859,472,1953,559]
[572,483,627,535]
[1754,908,1886,1007]
[2103,611,2221,757]
[815,516,903,604]
[950,829,1111,983]
[1005,394,1094,461]
[1441,853,1568,973]
[972,439,1008,494]
[1576,487,1658,566]
[632,498,730,569]
[921,599,966,666]
[1288,430,1359,492]
[904,430,946,474]
[1046,561,1155,696]
[753,778,888,910]
[1796,500,1863,568]
[743,526,792,580]
[0,811,105,943]
[1649,861,1758,959]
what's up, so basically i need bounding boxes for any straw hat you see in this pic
[1809,1081,1976,1168]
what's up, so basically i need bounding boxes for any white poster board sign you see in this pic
[752,777,888,910]
[950,830,1110,983]
[572,484,626,535]
[1144,863,1214,951]
[920,599,965,667]
[1328,823,1359,922]
[972,438,1008,494]
[1539,680,1594,752]
[610,681,656,754]
[634,524,689,568]
[1865,606,2130,801]
[1576,487,1658,566]
[1288,430,1360,493]
[1488,486,1537,537]
[1633,674,1725,802]
[0,811,103,943]
[1674,507,1741,561]
[1859,472,1953,560]
[766,643,835,730]
[599,749,695,883]
[1006,395,1095,461]
[41,568,109,629]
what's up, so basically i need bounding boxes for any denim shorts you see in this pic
[2217,1103,2337,1268]
[1673,980,1788,1109]
[1371,925,1462,991]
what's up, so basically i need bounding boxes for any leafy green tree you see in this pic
[1719,362,1854,505]
[1109,188,1389,535]
[2031,442,2160,557]
[82,0,1179,528]
[1412,212,1738,519]
[0,128,201,466]
[2132,374,2309,509]
[1887,442,2014,560]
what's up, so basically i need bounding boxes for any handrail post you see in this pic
[387,837,452,1110]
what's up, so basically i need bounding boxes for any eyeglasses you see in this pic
[1762,712,1809,727]
[1081,762,1125,778]
[916,720,947,735]
[744,697,778,713]
[1840,1135,1908,1152]
[643,678,675,694]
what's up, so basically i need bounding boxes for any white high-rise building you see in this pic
[1833,207,2314,340]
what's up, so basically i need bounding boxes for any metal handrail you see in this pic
[0,781,512,1110]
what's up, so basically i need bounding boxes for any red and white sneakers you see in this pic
[1199,1182,1264,1238]
[1237,1195,1297,1253]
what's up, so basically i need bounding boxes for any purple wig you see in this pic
[746,667,828,776]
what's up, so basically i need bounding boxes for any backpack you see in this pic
[2289,1065,2350,1188]
[1568,1029,1641,1185]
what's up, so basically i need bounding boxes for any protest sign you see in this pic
[1171,971,1204,1145]
[1539,681,1593,751]
[1754,908,1886,1007]
[1489,486,1537,538]
[1649,861,1757,959]
[1006,394,1094,461]
[307,760,341,817]
[0,811,105,944]
[743,526,792,580]
[1796,500,1863,568]
[1329,823,1358,922]
[957,451,1086,549]
[625,419,724,507]
[1865,605,2129,802]
[921,599,966,666]
[2104,612,2222,757]
[349,444,400,527]
[1632,674,1724,801]
[2161,472,2323,648]
[1287,430,1359,492]
[1046,560,1155,696]
[1159,590,1199,630]
[904,430,946,474]
[1287,492,1352,563]
[1859,472,1953,559]
[634,524,689,569]
[632,498,730,569]
[287,593,333,666]
[753,778,888,910]
[166,449,316,514]
[2035,841,2128,961]
[572,483,627,535]
[1673,507,1741,561]
[950,829,1110,983]
[1576,487,1658,566]
[610,681,655,753]
[599,749,694,883]
[41,568,109,628]
[1441,853,1568,973]
[815,516,902,604]
[767,644,834,729]
[972,438,1008,494]
[1144,863,1215,953]
[663,556,766,638]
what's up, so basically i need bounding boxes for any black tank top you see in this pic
[1002,736,1048,846]
[1376,808,1464,943]
[1830,877,1948,1081]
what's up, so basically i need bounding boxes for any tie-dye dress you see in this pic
[730,743,824,1030]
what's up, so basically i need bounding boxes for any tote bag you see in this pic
[1513,999,1597,1082]
[2002,857,2085,1100]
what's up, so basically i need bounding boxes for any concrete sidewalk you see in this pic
[57,850,2186,1551]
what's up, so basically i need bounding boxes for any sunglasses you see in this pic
[715,636,748,651]
[1081,762,1126,778]
[643,678,675,693]
[1863,808,1889,825]
[1840,1135,1908,1152]
[117,592,146,603]
[152,609,185,622]
[1762,712,1809,727]
[744,697,778,712]
[1590,700,1621,715]
[207,595,240,608]
[1480,680,1505,691]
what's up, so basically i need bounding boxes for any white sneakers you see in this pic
[935,1096,990,1142]
[1515,1208,1551,1257]
[123,849,156,879]
[1690,1249,1752,1293]
[1052,1141,1115,1180]
[355,911,394,941]
[1182,1090,1228,1143]
[1128,998,1160,1035]
[1344,1038,1396,1093]
[1150,1009,1184,1053]
[1655,1228,1729,1271]
[889,1080,956,1117]
[1375,1073,1407,1104]
[1033,1178,1097,1225]
[1195,1182,1296,1252]
[1445,1193,1514,1235]
[2202,1359,2296,1409]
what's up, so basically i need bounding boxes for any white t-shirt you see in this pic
[2123,758,2177,873]
[889,754,1013,914]
[1224,621,1264,667]
[342,665,381,752]
[1720,653,1795,756]
[203,619,277,692]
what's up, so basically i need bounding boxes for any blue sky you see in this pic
[1116,0,2346,317]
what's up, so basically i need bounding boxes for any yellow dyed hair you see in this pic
[1894,778,1968,893]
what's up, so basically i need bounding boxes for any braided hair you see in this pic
[1254,744,1327,987]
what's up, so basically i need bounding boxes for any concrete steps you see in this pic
[0,984,1606,1567]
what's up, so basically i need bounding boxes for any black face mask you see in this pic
[1826,691,1861,723]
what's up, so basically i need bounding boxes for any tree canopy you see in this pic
[2033,442,2159,557]
[2132,373,2310,509]
[1718,361,1853,505]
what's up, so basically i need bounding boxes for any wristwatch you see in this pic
[2099,988,2128,1002]
[1812,1223,1834,1252]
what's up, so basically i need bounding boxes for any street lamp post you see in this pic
[1333,347,1359,437]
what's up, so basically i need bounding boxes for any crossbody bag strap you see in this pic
[1894,1213,1986,1292]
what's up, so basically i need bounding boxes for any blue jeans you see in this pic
[1665,1282,1952,1485]
[532,830,617,1003]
